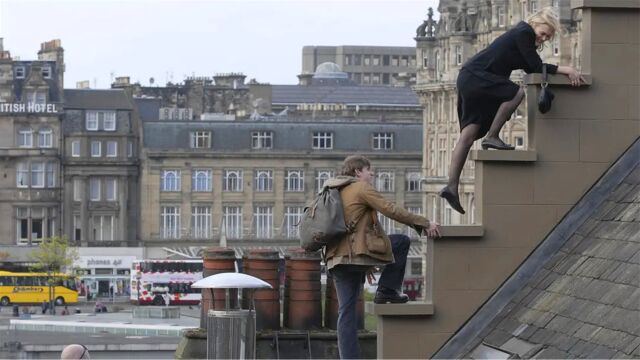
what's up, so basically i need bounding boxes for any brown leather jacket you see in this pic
[324,177,431,265]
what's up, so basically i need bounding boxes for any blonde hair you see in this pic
[527,7,561,39]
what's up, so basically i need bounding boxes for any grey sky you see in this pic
[0,0,439,88]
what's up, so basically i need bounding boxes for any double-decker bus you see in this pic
[130,260,203,305]
[0,271,79,306]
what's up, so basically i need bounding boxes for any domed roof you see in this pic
[313,62,348,79]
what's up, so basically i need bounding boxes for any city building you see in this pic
[128,67,424,258]
[414,0,581,225]
[302,45,418,86]
[0,39,64,252]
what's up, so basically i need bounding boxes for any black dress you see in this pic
[457,21,558,139]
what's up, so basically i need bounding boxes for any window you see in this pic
[86,111,116,131]
[423,56,429,68]
[316,170,334,192]
[16,162,28,187]
[498,6,506,27]
[161,170,181,192]
[127,141,134,158]
[42,65,52,79]
[17,129,33,148]
[31,162,44,188]
[90,178,101,201]
[376,171,394,192]
[73,215,81,242]
[251,131,273,149]
[160,206,181,239]
[255,170,273,192]
[192,169,212,192]
[86,112,99,131]
[15,66,25,79]
[435,50,441,78]
[285,170,304,192]
[515,136,525,149]
[71,140,80,157]
[46,162,55,188]
[406,172,421,192]
[455,45,463,65]
[312,132,333,149]
[223,170,243,192]
[191,206,211,239]
[105,178,117,201]
[106,141,117,157]
[103,113,116,131]
[378,214,397,234]
[254,206,273,239]
[73,179,82,201]
[92,215,115,241]
[91,141,101,157]
[364,56,371,66]
[438,138,447,176]
[16,207,47,245]
[284,206,303,239]
[372,56,380,66]
[373,132,393,150]
[552,0,559,7]
[530,0,538,13]
[222,206,242,238]
[553,38,560,56]
[190,131,211,149]
[38,128,52,148]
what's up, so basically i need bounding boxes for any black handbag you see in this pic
[538,64,555,113]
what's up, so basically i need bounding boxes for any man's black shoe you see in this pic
[374,290,409,304]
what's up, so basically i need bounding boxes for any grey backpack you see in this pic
[299,180,355,252]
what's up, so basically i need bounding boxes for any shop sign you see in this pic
[77,256,135,269]
[0,102,58,113]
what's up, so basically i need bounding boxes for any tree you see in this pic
[29,236,78,314]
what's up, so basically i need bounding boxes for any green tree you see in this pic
[29,236,78,314]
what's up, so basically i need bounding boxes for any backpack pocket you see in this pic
[365,230,390,254]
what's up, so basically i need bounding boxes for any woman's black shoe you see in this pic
[481,137,515,150]
[374,289,410,304]
[439,187,466,214]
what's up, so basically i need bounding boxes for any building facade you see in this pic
[302,45,418,86]
[62,89,140,247]
[0,39,64,247]
[131,69,425,254]
[414,0,581,225]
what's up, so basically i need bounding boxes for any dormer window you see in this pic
[15,66,25,79]
[42,66,52,79]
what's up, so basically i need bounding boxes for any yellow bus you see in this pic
[0,271,79,306]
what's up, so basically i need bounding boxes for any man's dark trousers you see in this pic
[377,234,410,292]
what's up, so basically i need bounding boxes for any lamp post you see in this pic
[135,271,142,306]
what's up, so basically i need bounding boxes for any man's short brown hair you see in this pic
[341,155,371,176]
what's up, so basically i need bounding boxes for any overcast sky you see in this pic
[0,0,439,88]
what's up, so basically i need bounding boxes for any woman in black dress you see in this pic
[440,7,585,214]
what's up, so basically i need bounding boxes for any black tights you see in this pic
[446,88,525,194]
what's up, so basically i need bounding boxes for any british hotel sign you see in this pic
[0,102,59,113]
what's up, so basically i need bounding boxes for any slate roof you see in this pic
[271,85,420,106]
[64,89,133,110]
[437,139,640,359]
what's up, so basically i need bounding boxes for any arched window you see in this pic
[192,170,211,192]
[376,171,394,192]
[161,170,181,192]
[286,170,304,192]
[224,170,243,192]
[255,170,273,192]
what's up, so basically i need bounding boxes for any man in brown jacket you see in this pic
[325,155,440,359]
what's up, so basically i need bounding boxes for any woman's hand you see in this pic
[558,65,586,87]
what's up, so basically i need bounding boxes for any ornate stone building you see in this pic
[0,39,64,247]
[414,0,582,224]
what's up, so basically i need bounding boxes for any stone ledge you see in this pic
[525,73,593,86]
[438,225,484,238]
[571,0,640,9]
[471,150,537,162]
[365,301,434,316]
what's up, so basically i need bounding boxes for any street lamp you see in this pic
[135,271,142,306]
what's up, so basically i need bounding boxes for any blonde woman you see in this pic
[440,7,585,214]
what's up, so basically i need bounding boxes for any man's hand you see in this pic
[423,222,441,238]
